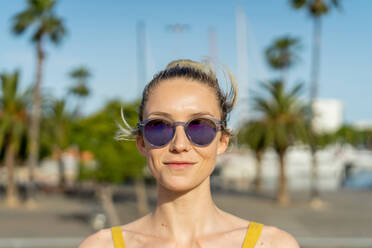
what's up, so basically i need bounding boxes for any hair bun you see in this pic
[166,59,216,80]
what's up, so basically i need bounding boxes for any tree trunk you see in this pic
[280,67,288,86]
[57,149,66,190]
[278,151,289,205]
[26,39,44,205]
[72,97,82,118]
[98,184,120,226]
[254,151,263,192]
[134,177,149,216]
[5,140,19,207]
[309,17,322,202]
[310,142,319,197]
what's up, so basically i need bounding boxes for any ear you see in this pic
[217,133,229,155]
[136,135,147,157]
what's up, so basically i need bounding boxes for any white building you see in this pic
[312,99,343,134]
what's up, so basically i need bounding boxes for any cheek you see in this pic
[146,148,164,179]
[196,142,218,169]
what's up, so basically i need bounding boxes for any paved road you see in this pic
[0,186,371,247]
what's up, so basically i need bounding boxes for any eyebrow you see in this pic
[147,111,216,119]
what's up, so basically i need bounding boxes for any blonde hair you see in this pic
[116,59,238,141]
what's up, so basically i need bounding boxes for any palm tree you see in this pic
[238,120,270,192]
[265,36,301,82]
[12,0,66,203]
[290,0,341,204]
[68,66,91,117]
[253,80,306,205]
[0,70,29,207]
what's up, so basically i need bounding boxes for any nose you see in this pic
[169,125,191,152]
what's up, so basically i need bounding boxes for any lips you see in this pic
[163,161,196,169]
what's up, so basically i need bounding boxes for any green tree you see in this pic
[238,120,270,192]
[313,131,336,149]
[68,66,91,117]
[265,36,301,82]
[335,125,366,148]
[253,80,306,205]
[363,130,372,150]
[70,99,148,225]
[333,125,372,150]
[0,70,30,207]
[290,0,341,204]
[12,0,66,203]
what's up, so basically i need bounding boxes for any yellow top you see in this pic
[111,221,263,248]
[241,222,264,248]
[111,226,126,248]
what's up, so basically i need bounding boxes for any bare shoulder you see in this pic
[259,225,300,248]
[78,228,113,248]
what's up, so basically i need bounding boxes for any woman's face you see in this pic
[136,78,229,192]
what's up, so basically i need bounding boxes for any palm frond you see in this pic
[69,66,91,80]
[12,0,65,44]
[265,36,301,71]
[0,70,29,155]
[291,0,307,9]
[12,10,35,34]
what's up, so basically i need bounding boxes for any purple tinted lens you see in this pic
[186,118,217,146]
[144,119,174,146]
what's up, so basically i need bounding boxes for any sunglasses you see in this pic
[137,117,224,148]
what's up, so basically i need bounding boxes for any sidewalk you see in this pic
[0,187,371,247]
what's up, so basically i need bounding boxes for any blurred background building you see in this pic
[313,99,343,134]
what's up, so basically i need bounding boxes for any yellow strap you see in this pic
[110,223,261,248]
[111,226,126,248]
[241,222,264,248]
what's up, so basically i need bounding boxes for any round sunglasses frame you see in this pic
[137,117,225,148]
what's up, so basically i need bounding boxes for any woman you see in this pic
[79,60,299,248]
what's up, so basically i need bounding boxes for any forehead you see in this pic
[144,78,221,120]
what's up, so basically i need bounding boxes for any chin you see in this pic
[160,177,201,192]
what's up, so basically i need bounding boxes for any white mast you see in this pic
[236,6,249,123]
[136,21,147,97]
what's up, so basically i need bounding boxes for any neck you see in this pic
[150,177,221,243]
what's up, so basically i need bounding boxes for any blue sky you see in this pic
[1,0,371,125]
